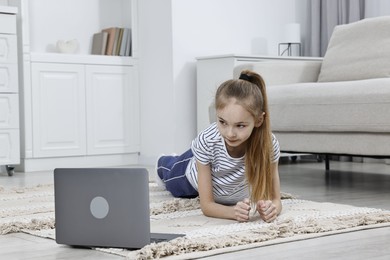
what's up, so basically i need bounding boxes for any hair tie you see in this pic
[239,73,251,82]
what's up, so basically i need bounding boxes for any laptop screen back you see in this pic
[54,168,151,249]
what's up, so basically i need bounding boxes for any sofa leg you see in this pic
[325,155,330,171]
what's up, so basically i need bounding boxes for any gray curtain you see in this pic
[305,0,365,57]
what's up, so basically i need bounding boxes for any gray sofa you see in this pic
[234,16,390,169]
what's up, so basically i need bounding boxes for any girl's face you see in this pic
[216,98,263,155]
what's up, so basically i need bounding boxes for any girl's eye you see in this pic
[218,120,227,125]
[237,125,245,128]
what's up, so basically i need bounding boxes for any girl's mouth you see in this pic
[226,138,238,145]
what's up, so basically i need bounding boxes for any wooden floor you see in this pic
[1,159,390,259]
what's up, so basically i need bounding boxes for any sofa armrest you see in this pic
[234,59,323,86]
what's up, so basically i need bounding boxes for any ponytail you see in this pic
[239,70,273,202]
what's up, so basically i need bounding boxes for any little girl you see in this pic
[156,70,282,223]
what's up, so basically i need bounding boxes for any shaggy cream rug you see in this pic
[1,184,390,260]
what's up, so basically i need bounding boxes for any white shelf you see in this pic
[29,52,138,66]
[0,6,18,14]
[19,0,137,57]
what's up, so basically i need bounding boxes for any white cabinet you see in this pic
[0,7,19,169]
[31,63,86,157]
[86,65,139,155]
[8,0,140,171]
[30,59,140,163]
[0,94,20,166]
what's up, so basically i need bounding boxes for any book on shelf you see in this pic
[111,28,121,55]
[102,27,117,55]
[119,28,129,56]
[95,27,132,56]
[115,28,124,56]
[91,31,108,55]
[125,28,132,56]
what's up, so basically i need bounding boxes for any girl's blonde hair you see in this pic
[215,70,273,202]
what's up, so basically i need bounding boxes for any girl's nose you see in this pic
[227,127,236,138]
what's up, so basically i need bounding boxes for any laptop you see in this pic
[54,167,184,249]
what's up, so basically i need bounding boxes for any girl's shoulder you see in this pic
[193,122,222,148]
[271,133,279,146]
[271,132,278,141]
[192,122,225,160]
[198,122,220,140]
[270,132,281,162]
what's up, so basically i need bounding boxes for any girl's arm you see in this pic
[256,161,282,222]
[197,160,251,221]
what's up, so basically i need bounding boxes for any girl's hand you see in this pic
[233,198,251,222]
[256,200,277,222]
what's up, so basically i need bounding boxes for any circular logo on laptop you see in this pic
[90,196,109,219]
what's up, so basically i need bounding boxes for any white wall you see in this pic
[138,0,305,165]
[138,0,175,164]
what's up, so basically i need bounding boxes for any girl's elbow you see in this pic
[200,203,214,217]
[200,205,211,217]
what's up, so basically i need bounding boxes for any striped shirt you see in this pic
[185,122,280,205]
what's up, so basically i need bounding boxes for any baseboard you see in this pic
[15,153,139,172]
[138,154,157,167]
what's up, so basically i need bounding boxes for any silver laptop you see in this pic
[54,168,184,249]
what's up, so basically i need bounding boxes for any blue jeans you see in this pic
[156,149,198,198]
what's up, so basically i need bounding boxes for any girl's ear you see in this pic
[255,112,266,127]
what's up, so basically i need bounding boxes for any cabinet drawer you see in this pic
[0,129,20,165]
[0,34,17,64]
[0,63,18,93]
[0,14,16,34]
[0,94,19,129]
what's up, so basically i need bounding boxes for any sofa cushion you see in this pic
[318,16,390,82]
[267,78,390,133]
